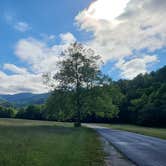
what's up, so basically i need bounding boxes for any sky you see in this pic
[0,0,166,94]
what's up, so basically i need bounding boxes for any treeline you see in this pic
[44,66,166,126]
[0,105,43,120]
[0,106,15,118]
[0,66,165,127]
[116,66,166,127]
[16,105,44,120]
[0,85,124,122]
[44,83,124,122]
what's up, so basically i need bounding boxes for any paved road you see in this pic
[84,124,166,166]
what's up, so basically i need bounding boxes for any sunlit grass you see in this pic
[0,119,105,166]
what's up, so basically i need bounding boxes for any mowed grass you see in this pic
[97,123,166,139]
[0,119,105,166]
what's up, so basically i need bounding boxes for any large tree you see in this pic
[54,42,101,127]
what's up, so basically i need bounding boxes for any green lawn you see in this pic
[0,119,105,166]
[97,123,166,139]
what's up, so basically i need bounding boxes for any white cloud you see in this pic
[76,0,130,31]
[76,0,165,79]
[60,32,76,44]
[116,55,158,79]
[15,33,76,74]
[3,64,28,75]
[48,35,56,40]
[0,33,76,94]
[0,71,7,78]
[0,72,48,94]
[84,0,130,21]
[14,22,31,32]
[15,37,63,74]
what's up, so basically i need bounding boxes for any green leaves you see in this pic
[54,42,101,90]
[117,66,166,126]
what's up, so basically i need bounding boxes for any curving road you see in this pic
[84,124,166,166]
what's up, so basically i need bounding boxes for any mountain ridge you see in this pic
[0,93,50,107]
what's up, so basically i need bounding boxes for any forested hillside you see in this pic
[44,66,166,127]
[0,93,49,107]
[116,66,166,126]
[0,66,165,127]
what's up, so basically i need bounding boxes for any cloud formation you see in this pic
[76,0,164,79]
[0,33,75,94]
[15,34,73,73]
[3,64,28,75]
[60,32,76,44]
[0,71,47,94]
[1,0,165,94]
[116,55,158,79]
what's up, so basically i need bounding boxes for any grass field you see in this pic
[97,124,166,139]
[0,119,105,166]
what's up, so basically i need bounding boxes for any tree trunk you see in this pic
[74,56,81,127]
[74,85,81,127]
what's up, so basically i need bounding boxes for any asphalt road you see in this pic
[84,124,166,166]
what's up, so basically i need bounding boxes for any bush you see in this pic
[0,106,15,118]
[16,105,42,120]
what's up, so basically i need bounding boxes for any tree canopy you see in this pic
[54,43,103,126]
[44,43,121,126]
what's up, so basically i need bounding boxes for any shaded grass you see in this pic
[96,123,166,139]
[0,119,105,166]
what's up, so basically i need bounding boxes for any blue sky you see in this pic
[0,0,91,69]
[0,0,166,94]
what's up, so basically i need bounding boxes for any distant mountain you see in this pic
[0,93,50,107]
[0,97,13,107]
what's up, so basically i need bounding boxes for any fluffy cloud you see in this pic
[15,36,70,74]
[0,33,75,94]
[60,32,76,44]
[3,64,28,75]
[116,55,158,79]
[76,0,165,79]
[0,72,48,94]
[14,22,31,32]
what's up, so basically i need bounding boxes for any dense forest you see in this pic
[44,65,166,127]
[0,65,165,127]
[116,66,166,126]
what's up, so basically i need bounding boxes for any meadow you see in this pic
[0,119,105,166]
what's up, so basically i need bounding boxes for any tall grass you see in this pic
[0,119,105,166]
